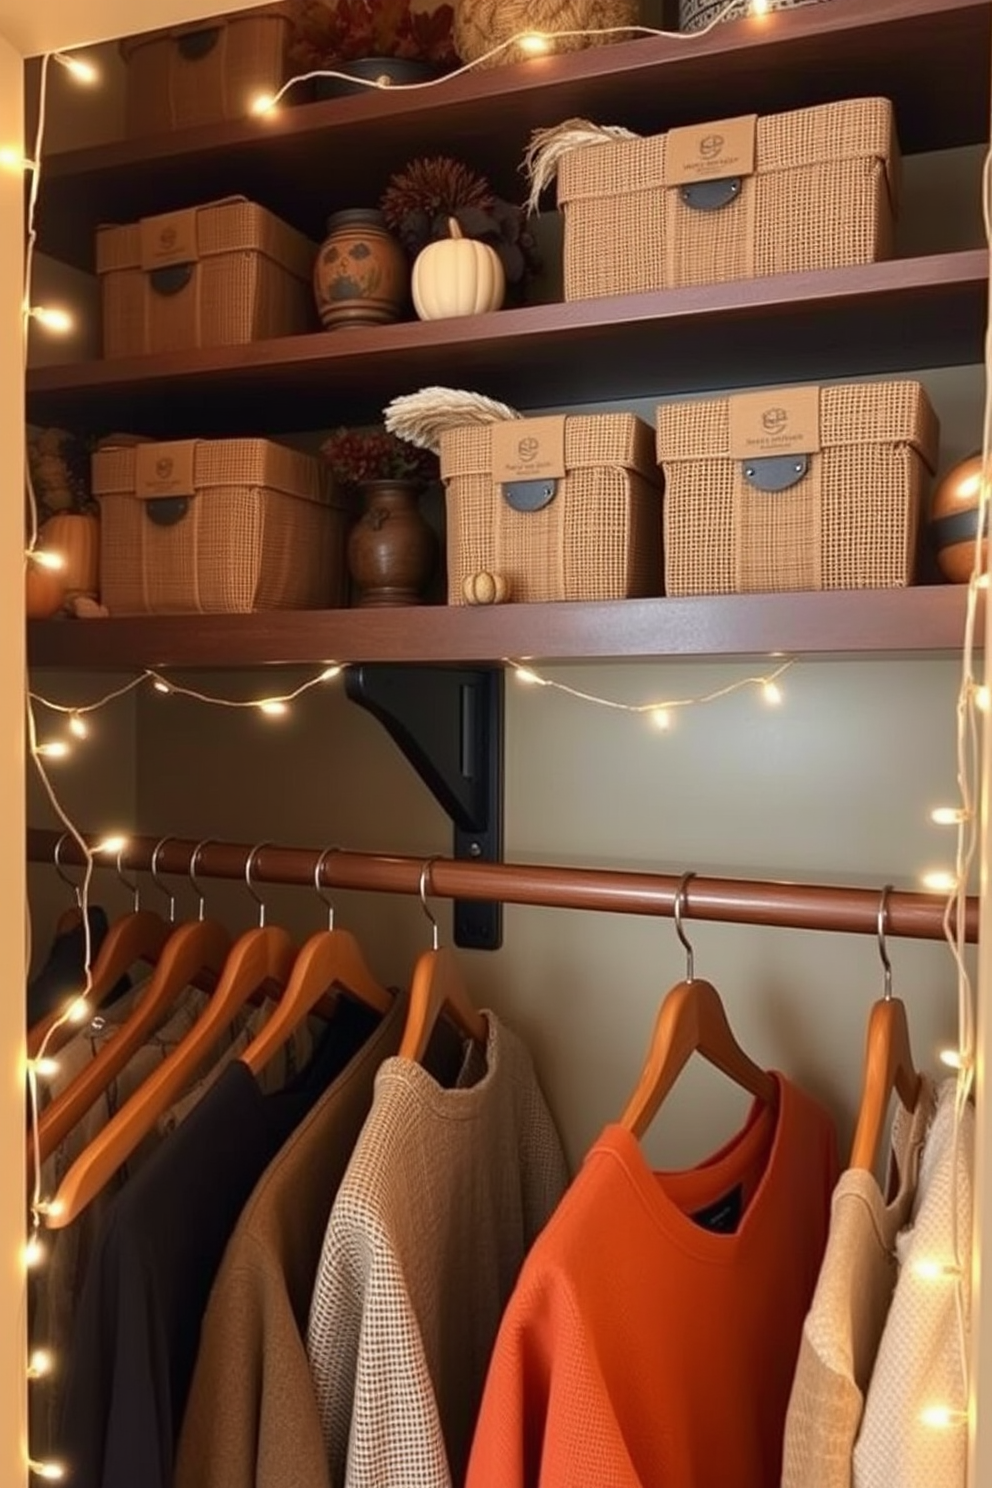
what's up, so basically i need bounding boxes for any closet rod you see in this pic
[26,828,976,944]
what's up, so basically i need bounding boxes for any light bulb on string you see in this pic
[152,679,171,695]
[34,741,70,761]
[762,680,783,706]
[23,1234,45,1270]
[519,32,551,54]
[975,685,989,713]
[750,0,770,12]
[94,834,128,855]
[913,1258,961,1281]
[251,92,277,116]
[0,146,35,172]
[920,1404,967,1431]
[28,305,74,335]
[27,548,65,572]
[650,708,672,731]
[28,1460,66,1482]
[921,870,958,893]
[940,1048,967,1071]
[68,714,88,739]
[319,666,342,682]
[931,806,967,826]
[258,699,290,718]
[66,997,90,1025]
[27,1349,54,1380]
[31,1057,60,1079]
[53,52,99,85]
[514,667,542,686]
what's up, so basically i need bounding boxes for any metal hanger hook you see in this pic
[877,883,894,1001]
[150,836,179,923]
[115,843,140,913]
[419,855,442,952]
[314,846,340,931]
[245,842,272,928]
[673,871,697,982]
[53,831,84,908]
[189,840,213,922]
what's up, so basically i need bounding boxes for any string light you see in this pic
[974,684,989,712]
[67,714,88,739]
[27,1461,66,1482]
[0,146,35,172]
[30,1057,60,1079]
[920,1405,968,1431]
[28,305,73,334]
[258,700,289,718]
[940,1049,967,1071]
[507,658,794,724]
[65,997,90,1025]
[23,1236,45,1270]
[33,741,69,760]
[26,1350,54,1381]
[52,52,98,85]
[249,2,781,115]
[26,548,64,572]
[931,806,968,826]
[93,834,128,855]
[914,1258,962,1281]
[922,869,959,893]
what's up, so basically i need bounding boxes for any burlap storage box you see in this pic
[441,413,661,604]
[557,97,898,300]
[93,438,346,614]
[97,197,316,359]
[120,8,292,137]
[656,381,939,597]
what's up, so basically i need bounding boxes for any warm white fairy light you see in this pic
[931,806,968,826]
[922,870,959,893]
[23,1236,45,1271]
[65,997,90,1025]
[30,1057,59,1080]
[28,305,73,334]
[941,1048,967,1071]
[52,52,98,85]
[507,658,794,724]
[914,1258,962,1282]
[34,741,70,760]
[67,714,88,739]
[974,684,989,712]
[153,679,171,694]
[920,1404,968,1431]
[93,834,128,855]
[26,1350,53,1381]
[258,700,289,718]
[26,548,64,572]
[28,1460,66,1482]
[250,2,774,114]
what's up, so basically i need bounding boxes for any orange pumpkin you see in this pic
[40,512,100,599]
[25,562,67,619]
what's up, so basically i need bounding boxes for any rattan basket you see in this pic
[453,0,640,67]
[93,438,346,615]
[97,197,316,359]
[556,96,898,300]
[441,412,661,604]
[120,7,293,137]
[656,381,939,596]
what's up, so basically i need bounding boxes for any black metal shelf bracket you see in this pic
[344,663,504,950]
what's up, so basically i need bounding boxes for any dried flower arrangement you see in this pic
[27,426,95,520]
[283,0,458,70]
[380,155,541,288]
[320,424,440,491]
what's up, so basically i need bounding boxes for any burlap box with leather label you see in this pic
[556,97,898,300]
[93,436,347,615]
[656,381,939,597]
[440,413,662,604]
[97,196,316,359]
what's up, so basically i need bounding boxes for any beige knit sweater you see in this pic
[306,1012,569,1488]
[781,1076,935,1488]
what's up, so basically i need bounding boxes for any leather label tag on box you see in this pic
[134,440,197,499]
[728,386,822,460]
[491,416,567,483]
[663,114,757,186]
[140,207,200,270]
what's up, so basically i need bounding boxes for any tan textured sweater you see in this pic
[174,994,408,1488]
[781,1076,935,1488]
[306,1012,569,1488]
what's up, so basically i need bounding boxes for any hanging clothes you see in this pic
[57,996,380,1488]
[781,1075,936,1488]
[852,1077,974,1488]
[173,991,410,1488]
[306,1011,569,1488]
[28,905,130,1025]
[466,1074,838,1488]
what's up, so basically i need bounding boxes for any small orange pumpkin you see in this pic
[462,570,510,605]
[25,562,67,619]
[40,512,100,599]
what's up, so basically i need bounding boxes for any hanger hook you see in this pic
[877,883,894,1001]
[673,871,696,982]
[189,840,213,922]
[245,842,271,928]
[419,855,441,952]
[150,836,179,923]
[115,843,140,914]
[54,831,83,908]
[314,846,340,931]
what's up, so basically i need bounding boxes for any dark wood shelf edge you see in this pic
[26,587,981,671]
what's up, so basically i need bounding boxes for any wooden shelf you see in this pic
[27,251,986,434]
[37,0,992,273]
[26,587,980,671]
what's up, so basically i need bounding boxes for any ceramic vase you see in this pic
[347,480,437,606]
[313,209,408,329]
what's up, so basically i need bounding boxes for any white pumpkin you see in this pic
[412,217,505,321]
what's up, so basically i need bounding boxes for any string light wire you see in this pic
[506,657,795,722]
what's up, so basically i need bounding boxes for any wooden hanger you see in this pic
[27,840,178,1059]
[242,847,392,1078]
[398,859,487,1063]
[44,845,297,1229]
[34,846,234,1166]
[621,874,778,1140]
[849,885,922,1173]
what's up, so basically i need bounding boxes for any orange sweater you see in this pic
[466,1074,838,1488]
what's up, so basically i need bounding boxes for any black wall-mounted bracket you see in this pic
[344,663,504,950]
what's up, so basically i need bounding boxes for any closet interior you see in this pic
[19,0,992,1485]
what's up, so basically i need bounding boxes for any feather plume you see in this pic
[524,118,641,216]
[384,388,521,453]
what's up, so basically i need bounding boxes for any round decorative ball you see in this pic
[463,571,509,605]
[930,452,987,583]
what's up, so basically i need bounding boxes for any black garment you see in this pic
[58,997,381,1488]
[28,907,130,1025]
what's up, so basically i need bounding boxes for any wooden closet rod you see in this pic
[26,828,977,945]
